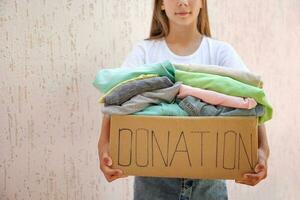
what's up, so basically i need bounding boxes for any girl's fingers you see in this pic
[103,156,112,166]
[236,168,267,186]
[101,152,112,166]
[255,163,266,173]
[244,170,266,180]
[101,164,123,176]
[100,154,123,176]
[236,175,260,186]
[99,151,127,182]
[104,170,127,182]
[106,172,124,182]
[243,175,259,184]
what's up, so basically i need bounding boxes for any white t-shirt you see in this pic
[121,36,249,71]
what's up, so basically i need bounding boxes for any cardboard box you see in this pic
[109,115,258,180]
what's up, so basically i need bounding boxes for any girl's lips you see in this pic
[175,11,191,16]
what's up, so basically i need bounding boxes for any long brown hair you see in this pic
[146,0,211,40]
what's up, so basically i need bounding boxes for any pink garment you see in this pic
[177,84,257,109]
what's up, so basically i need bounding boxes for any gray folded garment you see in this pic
[177,96,264,116]
[102,82,181,115]
[104,76,174,106]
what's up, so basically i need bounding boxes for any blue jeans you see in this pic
[134,176,228,200]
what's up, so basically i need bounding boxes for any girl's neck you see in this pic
[165,22,202,45]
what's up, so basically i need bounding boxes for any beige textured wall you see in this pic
[0,0,299,200]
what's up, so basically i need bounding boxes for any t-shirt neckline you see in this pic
[162,36,206,59]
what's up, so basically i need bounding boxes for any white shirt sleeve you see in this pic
[218,43,250,72]
[120,41,146,68]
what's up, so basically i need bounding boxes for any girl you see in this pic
[98,0,269,199]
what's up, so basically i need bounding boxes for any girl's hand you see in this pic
[235,148,268,186]
[98,114,127,183]
[99,142,128,182]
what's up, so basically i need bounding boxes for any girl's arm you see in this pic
[98,114,110,154]
[258,124,270,161]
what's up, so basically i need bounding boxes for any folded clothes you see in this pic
[104,76,174,106]
[177,96,264,117]
[133,102,188,116]
[93,60,176,93]
[101,82,181,115]
[174,63,263,88]
[98,74,159,103]
[93,60,272,123]
[177,84,257,109]
[175,70,272,123]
